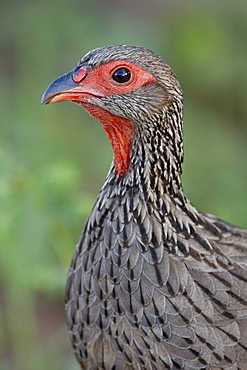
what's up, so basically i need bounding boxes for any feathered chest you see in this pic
[65,184,247,369]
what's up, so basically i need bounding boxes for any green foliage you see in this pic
[0,1,246,369]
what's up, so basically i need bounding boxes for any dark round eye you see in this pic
[112,68,131,83]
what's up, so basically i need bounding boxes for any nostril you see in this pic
[73,66,87,83]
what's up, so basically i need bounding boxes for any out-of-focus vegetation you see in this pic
[0,0,246,369]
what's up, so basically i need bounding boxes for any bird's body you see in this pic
[42,46,247,370]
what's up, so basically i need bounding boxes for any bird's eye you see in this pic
[112,68,131,83]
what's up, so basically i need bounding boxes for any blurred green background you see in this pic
[0,0,246,369]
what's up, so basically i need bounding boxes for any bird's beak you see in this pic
[41,67,102,105]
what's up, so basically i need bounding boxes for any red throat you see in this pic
[83,104,133,177]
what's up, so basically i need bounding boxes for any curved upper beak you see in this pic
[41,67,103,105]
[41,70,79,104]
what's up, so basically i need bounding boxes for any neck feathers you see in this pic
[103,98,184,203]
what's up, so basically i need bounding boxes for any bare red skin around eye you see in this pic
[73,60,157,96]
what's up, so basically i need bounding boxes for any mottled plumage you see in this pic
[42,45,247,370]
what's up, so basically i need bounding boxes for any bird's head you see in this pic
[42,45,183,178]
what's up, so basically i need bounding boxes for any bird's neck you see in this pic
[132,101,184,198]
[103,100,185,204]
[84,100,184,201]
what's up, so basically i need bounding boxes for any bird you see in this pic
[41,45,247,370]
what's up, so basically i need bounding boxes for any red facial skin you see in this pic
[49,60,157,177]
